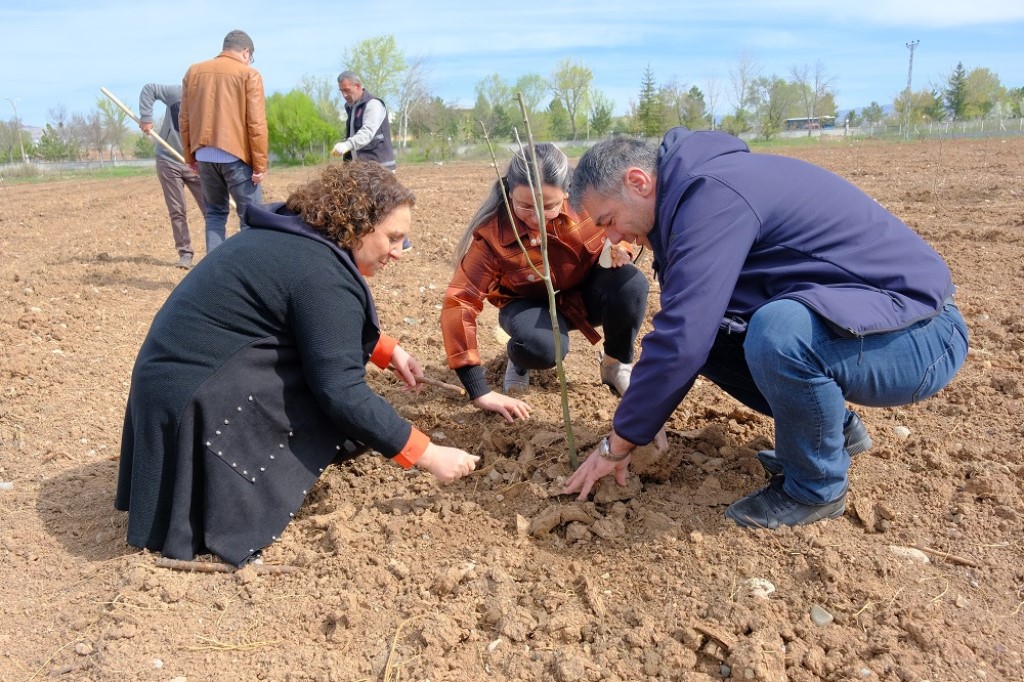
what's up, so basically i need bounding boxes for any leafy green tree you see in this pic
[473,87,514,141]
[921,88,947,122]
[476,74,512,112]
[1006,86,1024,118]
[658,78,691,129]
[751,75,797,140]
[894,88,945,127]
[817,92,838,118]
[546,98,572,140]
[408,96,471,158]
[471,92,493,139]
[265,90,337,164]
[719,111,750,137]
[514,73,549,119]
[341,34,406,103]
[943,62,969,121]
[844,110,863,127]
[679,85,709,130]
[635,65,663,137]
[43,105,82,159]
[298,74,345,132]
[549,58,592,140]
[133,132,155,159]
[35,123,74,161]
[862,101,885,124]
[588,89,615,138]
[97,97,130,159]
[963,67,1004,119]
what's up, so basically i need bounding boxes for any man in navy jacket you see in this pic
[563,128,968,528]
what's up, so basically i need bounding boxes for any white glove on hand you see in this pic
[331,142,348,157]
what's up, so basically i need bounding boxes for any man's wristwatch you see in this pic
[597,436,631,462]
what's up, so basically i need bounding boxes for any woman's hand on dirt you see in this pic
[473,391,531,422]
[562,431,635,500]
[389,345,424,390]
[416,443,479,483]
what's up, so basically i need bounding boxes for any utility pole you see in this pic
[5,97,28,163]
[903,40,919,139]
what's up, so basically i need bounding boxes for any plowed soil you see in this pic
[1,136,1023,682]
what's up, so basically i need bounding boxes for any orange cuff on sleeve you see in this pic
[370,334,398,369]
[392,427,429,469]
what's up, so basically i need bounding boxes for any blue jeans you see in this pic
[198,160,263,252]
[701,298,968,505]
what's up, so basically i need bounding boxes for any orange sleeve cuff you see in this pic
[370,334,398,369]
[392,427,429,469]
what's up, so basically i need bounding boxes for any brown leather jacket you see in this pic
[442,201,609,370]
[180,51,268,173]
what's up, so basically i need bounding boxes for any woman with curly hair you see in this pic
[117,162,478,566]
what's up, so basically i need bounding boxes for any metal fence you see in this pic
[760,117,1024,142]
[0,157,157,179]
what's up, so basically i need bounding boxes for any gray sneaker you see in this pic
[756,412,872,477]
[725,478,846,529]
[503,360,529,393]
[175,254,193,270]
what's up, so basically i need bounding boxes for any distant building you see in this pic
[784,116,836,131]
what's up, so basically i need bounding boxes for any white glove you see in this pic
[331,142,349,157]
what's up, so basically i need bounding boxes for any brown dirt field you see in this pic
[1,137,1023,682]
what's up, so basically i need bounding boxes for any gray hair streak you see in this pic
[337,70,362,85]
[452,143,571,266]
[569,136,657,213]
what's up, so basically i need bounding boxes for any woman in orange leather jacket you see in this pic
[441,143,650,422]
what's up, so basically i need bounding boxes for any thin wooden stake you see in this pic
[913,545,981,568]
[413,374,465,395]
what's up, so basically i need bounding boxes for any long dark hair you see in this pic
[451,143,570,266]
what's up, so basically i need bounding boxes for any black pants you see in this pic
[498,264,649,369]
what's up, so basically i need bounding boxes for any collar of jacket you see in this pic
[245,202,379,330]
[216,50,251,65]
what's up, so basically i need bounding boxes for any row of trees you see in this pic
[0,99,135,165]
[4,37,1024,165]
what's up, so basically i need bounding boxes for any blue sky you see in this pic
[2,0,1023,127]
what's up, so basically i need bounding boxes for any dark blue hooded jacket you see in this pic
[614,127,955,445]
